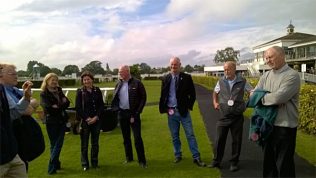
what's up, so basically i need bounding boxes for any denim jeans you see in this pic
[168,110,200,159]
[46,123,66,174]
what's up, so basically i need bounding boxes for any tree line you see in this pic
[17,47,239,78]
[17,60,205,78]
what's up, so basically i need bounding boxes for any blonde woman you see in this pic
[40,73,70,175]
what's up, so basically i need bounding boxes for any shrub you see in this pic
[299,84,316,135]
[192,75,218,90]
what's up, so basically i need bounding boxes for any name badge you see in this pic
[227,100,234,106]
[66,122,71,128]
[168,109,175,116]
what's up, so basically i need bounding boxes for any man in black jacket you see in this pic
[0,83,27,178]
[112,65,147,168]
[159,57,205,167]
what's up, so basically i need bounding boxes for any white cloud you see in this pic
[0,0,316,71]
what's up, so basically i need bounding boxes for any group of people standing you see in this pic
[1,46,300,178]
[208,46,300,178]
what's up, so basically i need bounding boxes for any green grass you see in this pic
[28,80,220,178]
[295,130,316,166]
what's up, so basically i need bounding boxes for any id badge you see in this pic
[66,122,71,128]
[227,100,234,106]
[168,109,175,116]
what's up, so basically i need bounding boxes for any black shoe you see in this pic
[92,165,100,169]
[56,164,61,170]
[139,162,148,168]
[174,157,182,163]
[193,158,206,167]
[48,169,57,175]
[123,159,133,164]
[230,164,239,172]
[207,162,221,168]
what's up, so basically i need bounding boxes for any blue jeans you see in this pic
[46,123,66,174]
[168,110,200,159]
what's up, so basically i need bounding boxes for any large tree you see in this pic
[184,64,194,73]
[129,64,141,80]
[139,63,151,74]
[63,65,80,76]
[213,47,240,63]
[51,68,62,76]
[81,60,105,75]
[26,61,51,77]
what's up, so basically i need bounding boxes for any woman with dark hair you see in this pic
[76,71,104,171]
[40,73,70,175]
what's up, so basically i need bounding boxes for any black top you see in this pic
[159,72,196,117]
[40,87,70,124]
[75,86,104,121]
[0,84,18,164]
[112,77,147,117]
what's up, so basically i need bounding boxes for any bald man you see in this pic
[111,65,147,168]
[256,46,300,177]
[159,57,206,167]
[209,61,252,172]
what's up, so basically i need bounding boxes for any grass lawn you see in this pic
[28,80,220,178]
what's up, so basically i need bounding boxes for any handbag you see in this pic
[100,107,118,132]
[12,115,45,162]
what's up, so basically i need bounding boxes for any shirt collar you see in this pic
[273,64,289,74]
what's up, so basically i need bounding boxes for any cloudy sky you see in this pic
[1,0,316,71]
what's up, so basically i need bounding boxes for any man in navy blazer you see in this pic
[159,57,205,167]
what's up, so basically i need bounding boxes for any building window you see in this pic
[297,47,305,58]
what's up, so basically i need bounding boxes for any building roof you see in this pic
[288,35,316,48]
[253,32,315,49]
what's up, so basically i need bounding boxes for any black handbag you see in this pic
[100,107,118,132]
[12,115,45,162]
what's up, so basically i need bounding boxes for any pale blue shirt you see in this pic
[4,86,29,121]
[167,74,178,107]
[119,81,130,109]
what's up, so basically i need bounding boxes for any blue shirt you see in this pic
[119,81,130,109]
[4,86,29,121]
[167,74,178,107]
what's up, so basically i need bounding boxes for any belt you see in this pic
[119,108,130,112]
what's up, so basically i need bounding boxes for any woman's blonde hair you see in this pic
[40,73,59,91]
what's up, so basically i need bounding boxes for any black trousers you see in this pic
[118,110,146,164]
[213,115,244,165]
[263,126,297,178]
[80,121,100,168]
